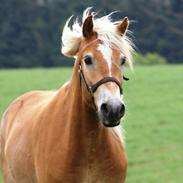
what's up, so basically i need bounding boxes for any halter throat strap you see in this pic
[78,64,123,95]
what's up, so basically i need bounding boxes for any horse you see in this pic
[0,8,134,183]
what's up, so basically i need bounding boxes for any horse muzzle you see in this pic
[100,102,125,127]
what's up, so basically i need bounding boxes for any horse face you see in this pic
[80,40,126,127]
[69,14,132,127]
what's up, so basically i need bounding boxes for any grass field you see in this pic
[0,65,182,183]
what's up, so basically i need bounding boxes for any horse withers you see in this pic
[0,8,134,183]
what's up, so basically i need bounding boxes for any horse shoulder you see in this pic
[0,90,60,182]
[0,80,70,142]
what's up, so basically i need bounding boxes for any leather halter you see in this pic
[78,64,124,96]
[77,38,129,94]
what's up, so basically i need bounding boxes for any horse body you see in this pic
[0,66,127,183]
[0,8,134,183]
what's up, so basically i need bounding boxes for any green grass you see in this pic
[124,65,183,183]
[0,65,182,183]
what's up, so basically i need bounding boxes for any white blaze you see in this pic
[96,43,125,115]
[97,44,112,76]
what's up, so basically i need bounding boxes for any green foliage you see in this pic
[134,53,167,65]
[0,0,183,68]
[0,65,182,182]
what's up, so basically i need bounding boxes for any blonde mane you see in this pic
[61,7,134,69]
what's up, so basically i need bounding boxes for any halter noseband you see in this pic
[78,64,125,96]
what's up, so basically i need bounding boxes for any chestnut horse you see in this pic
[0,8,134,183]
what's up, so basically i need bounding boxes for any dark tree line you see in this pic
[0,0,182,68]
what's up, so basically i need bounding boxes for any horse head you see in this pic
[61,8,134,127]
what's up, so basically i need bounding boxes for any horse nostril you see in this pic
[101,103,110,117]
[118,103,125,118]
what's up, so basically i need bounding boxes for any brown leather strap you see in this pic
[91,77,123,94]
[78,65,93,94]
[78,64,124,95]
[123,76,129,81]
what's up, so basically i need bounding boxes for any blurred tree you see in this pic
[134,53,167,65]
[0,0,182,68]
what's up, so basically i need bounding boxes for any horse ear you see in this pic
[117,17,129,36]
[82,15,94,39]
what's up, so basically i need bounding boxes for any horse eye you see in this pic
[120,56,126,65]
[84,56,92,65]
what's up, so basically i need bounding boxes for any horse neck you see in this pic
[57,60,101,134]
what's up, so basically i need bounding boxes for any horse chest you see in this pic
[47,131,127,183]
[80,131,127,183]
